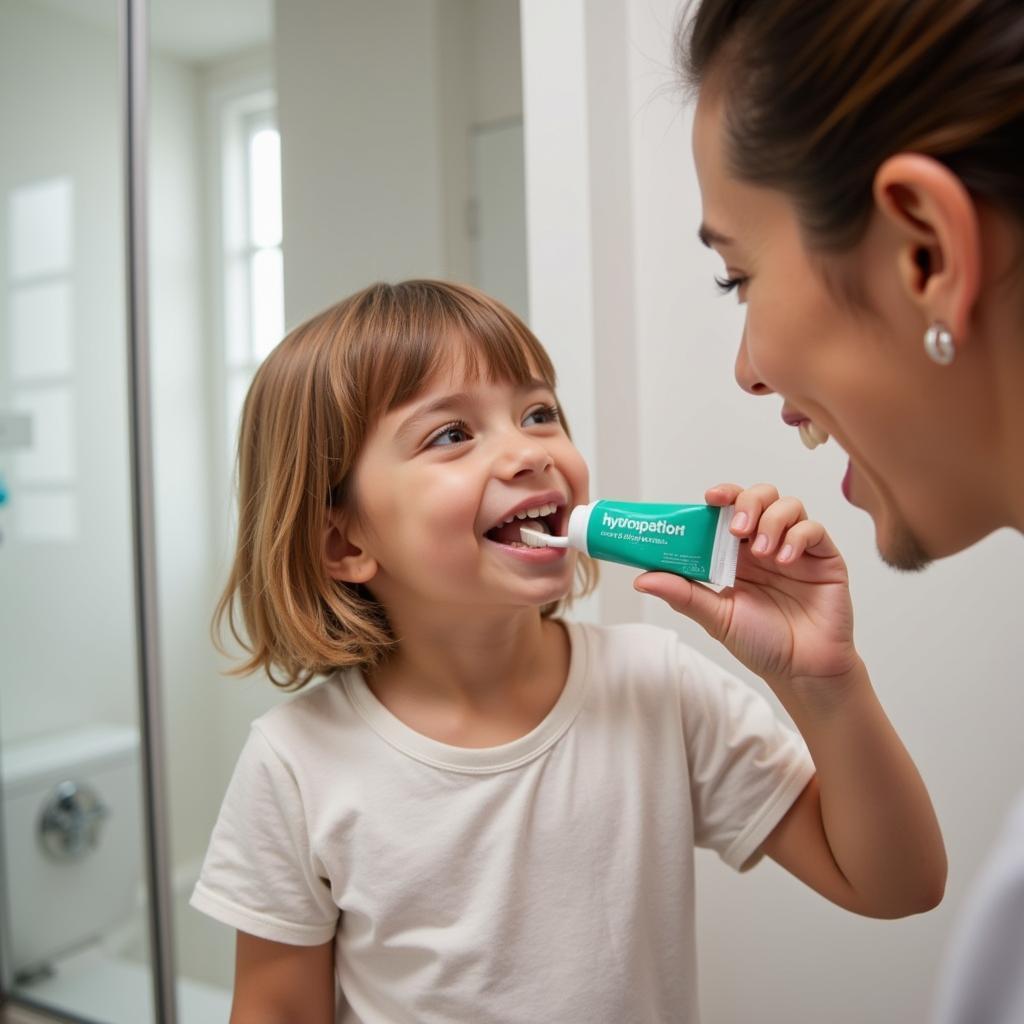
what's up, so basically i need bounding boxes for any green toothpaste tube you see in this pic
[522,499,740,587]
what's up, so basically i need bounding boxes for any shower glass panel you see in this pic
[0,0,156,1022]
[147,1,528,1017]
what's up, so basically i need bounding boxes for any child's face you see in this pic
[335,355,589,621]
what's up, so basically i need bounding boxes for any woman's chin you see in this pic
[875,515,933,573]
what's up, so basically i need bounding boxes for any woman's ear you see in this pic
[323,509,377,584]
[873,153,981,347]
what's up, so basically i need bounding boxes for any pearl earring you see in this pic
[924,322,955,366]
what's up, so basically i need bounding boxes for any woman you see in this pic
[634,2,1024,1022]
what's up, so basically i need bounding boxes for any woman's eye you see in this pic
[427,421,472,448]
[523,404,560,427]
[714,274,749,299]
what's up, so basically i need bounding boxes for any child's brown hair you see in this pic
[214,280,596,690]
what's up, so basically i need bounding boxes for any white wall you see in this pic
[275,0,524,331]
[472,0,523,123]
[275,0,448,327]
[524,2,1024,1022]
[438,0,525,288]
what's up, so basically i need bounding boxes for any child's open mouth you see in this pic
[484,501,565,549]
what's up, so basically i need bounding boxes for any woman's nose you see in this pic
[734,327,774,397]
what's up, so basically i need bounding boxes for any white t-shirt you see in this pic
[191,621,814,1024]
[932,787,1024,1024]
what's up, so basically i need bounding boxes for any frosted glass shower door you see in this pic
[0,1,156,1021]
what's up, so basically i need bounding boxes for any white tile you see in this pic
[8,178,73,280]
[10,281,73,380]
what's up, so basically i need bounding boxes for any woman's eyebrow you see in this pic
[698,223,735,248]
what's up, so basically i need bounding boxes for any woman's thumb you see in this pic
[634,572,728,642]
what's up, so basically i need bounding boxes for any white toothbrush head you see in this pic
[520,527,569,549]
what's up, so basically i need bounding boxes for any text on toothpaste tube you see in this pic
[601,512,686,537]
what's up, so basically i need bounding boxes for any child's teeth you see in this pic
[497,503,560,529]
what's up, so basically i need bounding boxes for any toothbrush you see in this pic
[520,527,569,548]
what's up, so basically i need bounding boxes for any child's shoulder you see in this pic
[247,671,360,763]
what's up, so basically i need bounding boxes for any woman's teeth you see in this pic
[799,420,830,450]
[498,502,559,525]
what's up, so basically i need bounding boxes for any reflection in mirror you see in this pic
[146,1,527,1017]
[0,0,156,1021]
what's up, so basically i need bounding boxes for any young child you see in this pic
[191,280,946,1024]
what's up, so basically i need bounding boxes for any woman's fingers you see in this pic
[633,572,730,643]
[704,483,744,506]
[706,483,783,540]
[746,495,805,556]
[705,484,835,563]
[773,519,840,563]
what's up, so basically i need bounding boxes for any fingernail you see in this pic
[752,534,769,554]
[732,511,749,532]
[778,544,794,563]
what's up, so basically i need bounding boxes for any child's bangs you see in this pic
[358,281,558,420]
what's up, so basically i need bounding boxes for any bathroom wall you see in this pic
[274,0,446,327]
[274,0,523,329]
[522,2,1024,1022]
[438,0,524,287]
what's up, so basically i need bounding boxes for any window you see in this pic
[219,91,283,461]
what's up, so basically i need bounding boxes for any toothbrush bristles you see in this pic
[520,527,549,547]
[520,527,569,548]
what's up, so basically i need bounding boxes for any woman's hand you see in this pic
[635,483,860,696]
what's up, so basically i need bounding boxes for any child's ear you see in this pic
[323,510,378,584]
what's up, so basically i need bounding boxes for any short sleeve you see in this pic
[677,643,815,872]
[190,726,340,945]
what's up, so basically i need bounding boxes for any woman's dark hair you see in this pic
[678,0,1024,250]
